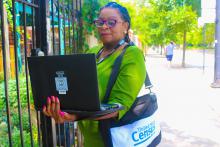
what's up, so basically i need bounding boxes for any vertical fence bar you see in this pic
[68,0,71,54]
[62,0,66,146]
[75,0,79,52]
[12,1,25,146]
[63,123,67,147]
[63,2,66,55]
[31,7,36,49]
[32,0,43,147]
[67,3,73,146]
[23,4,34,147]
[35,0,49,54]
[0,1,13,146]
[62,1,67,142]
[35,0,56,145]
[72,0,76,53]
[36,111,42,147]
[57,124,61,147]
[35,0,41,49]
[79,0,82,51]
[31,2,42,145]
[72,1,76,142]
[66,123,71,147]
[62,4,67,142]
[73,1,77,145]
[41,115,49,146]
[57,0,61,55]
[51,0,55,54]
[57,0,62,144]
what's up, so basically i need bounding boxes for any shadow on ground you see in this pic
[158,122,220,147]
[146,54,165,58]
[170,64,205,69]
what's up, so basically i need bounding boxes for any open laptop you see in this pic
[27,54,123,117]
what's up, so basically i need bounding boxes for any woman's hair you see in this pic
[100,2,131,43]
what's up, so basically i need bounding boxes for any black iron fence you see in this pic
[0,0,83,146]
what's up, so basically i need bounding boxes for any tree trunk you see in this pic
[160,45,163,55]
[182,30,187,67]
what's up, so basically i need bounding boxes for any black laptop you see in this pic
[27,54,123,117]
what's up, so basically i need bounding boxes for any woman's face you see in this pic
[97,8,128,45]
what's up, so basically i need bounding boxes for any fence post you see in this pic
[35,0,57,146]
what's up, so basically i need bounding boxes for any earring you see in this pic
[124,31,127,34]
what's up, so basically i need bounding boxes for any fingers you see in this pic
[51,96,62,122]
[42,105,50,116]
[50,96,56,116]
[55,97,60,117]
[46,97,52,116]
[63,112,77,121]
[42,96,76,123]
[55,97,62,122]
[43,96,58,118]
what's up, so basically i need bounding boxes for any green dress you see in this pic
[78,45,146,147]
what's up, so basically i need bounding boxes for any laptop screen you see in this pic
[28,54,101,112]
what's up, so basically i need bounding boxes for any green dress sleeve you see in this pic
[106,46,146,119]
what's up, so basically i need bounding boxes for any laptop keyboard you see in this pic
[100,103,120,111]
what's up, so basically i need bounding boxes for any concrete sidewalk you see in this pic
[145,49,220,147]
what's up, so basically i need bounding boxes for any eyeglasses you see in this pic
[93,19,122,28]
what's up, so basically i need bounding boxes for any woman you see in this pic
[165,41,175,66]
[43,2,146,147]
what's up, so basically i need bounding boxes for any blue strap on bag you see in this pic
[99,44,161,147]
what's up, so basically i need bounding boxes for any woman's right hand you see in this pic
[42,96,77,124]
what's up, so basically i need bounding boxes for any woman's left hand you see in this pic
[94,111,119,120]
[42,96,77,123]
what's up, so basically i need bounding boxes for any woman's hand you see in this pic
[42,96,77,124]
[94,111,119,121]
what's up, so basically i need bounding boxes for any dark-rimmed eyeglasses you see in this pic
[93,19,122,28]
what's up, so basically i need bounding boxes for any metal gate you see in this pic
[0,0,82,146]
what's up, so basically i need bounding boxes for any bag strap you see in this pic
[102,44,128,103]
[103,44,153,103]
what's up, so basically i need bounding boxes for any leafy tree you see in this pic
[81,0,109,51]
[168,5,197,66]
[204,23,215,47]
[187,23,214,48]
[147,0,198,66]
[187,27,203,47]
[102,0,202,67]
[123,2,151,46]
[120,0,170,50]
[144,0,178,54]
[176,0,201,16]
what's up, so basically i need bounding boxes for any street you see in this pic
[145,49,220,147]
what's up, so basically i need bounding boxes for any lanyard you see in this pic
[96,39,125,64]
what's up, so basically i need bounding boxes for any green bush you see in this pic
[0,72,4,83]
[0,76,33,109]
[0,76,38,146]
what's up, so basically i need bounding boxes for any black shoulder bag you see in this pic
[99,45,161,147]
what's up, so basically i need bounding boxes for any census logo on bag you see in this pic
[110,111,160,147]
